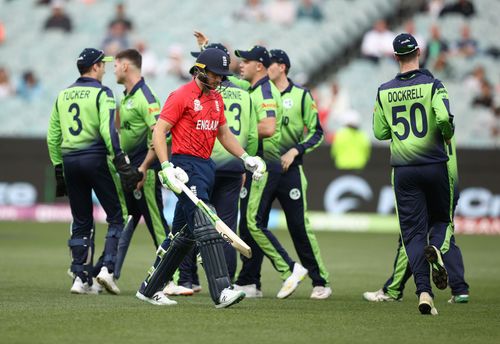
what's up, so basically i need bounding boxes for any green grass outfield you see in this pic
[1,222,499,344]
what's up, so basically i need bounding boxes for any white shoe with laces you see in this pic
[310,286,332,300]
[163,281,194,296]
[277,263,308,299]
[215,288,245,309]
[136,291,177,306]
[233,284,263,298]
[363,289,401,302]
[96,266,120,295]
[70,277,89,294]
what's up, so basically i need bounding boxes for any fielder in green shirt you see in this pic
[46,48,141,295]
[113,49,170,264]
[372,33,455,315]
[265,49,331,299]
[233,45,307,299]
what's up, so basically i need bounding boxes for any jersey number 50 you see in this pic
[392,103,427,140]
[68,103,82,136]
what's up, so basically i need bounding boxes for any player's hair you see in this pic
[78,64,93,75]
[78,61,103,76]
[397,49,419,63]
[116,49,142,69]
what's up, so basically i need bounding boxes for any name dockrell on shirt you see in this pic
[196,120,219,131]
[387,88,423,102]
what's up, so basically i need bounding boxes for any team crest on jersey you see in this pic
[283,98,293,109]
[126,99,134,109]
[194,99,203,112]
[240,187,248,199]
[289,188,301,200]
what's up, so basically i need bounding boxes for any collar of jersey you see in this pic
[396,68,434,80]
[124,77,145,97]
[280,78,295,95]
[249,75,270,91]
[76,76,102,84]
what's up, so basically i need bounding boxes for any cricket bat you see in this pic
[179,183,252,258]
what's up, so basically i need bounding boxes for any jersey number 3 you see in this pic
[225,103,241,135]
[68,103,82,136]
[392,103,427,140]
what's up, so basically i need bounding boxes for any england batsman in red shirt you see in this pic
[136,48,266,308]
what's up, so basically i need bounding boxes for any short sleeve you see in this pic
[159,90,185,126]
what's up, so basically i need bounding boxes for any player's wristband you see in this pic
[239,152,249,161]
[161,161,173,170]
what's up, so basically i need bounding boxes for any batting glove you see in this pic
[241,153,266,181]
[158,161,189,194]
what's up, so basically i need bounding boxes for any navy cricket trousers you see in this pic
[63,153,124,279]
[393,162,453,297]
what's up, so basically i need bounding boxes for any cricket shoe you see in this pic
[424,245,448,290]
[136,291,177,306]
[363,289,401,302]
[163,281,194,296]
[277,263,308,299]
[96,266,120,295]
[215,288,245,309]
[233,284,263,298]
[90,278,103,294]
[310,286,332,300]
[418,292,438,315]
[448,294,469,304]
[70,277,97,295]
[192,284,202,293]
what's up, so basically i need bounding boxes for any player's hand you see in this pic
[113,153,144,192]
[193,30,209,49]
[281,148,299,172]
[136,165,147,191]
[54,164,67,197]
[158,161,189,194]
[241,153,266,181]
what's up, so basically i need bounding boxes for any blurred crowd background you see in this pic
[0,0,498,150]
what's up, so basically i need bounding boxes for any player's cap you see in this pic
[234,45,271,68]
[77,48,113,68]
[191,43,230,60]
[393,33,419,56]
[190,48,232,77]
[270,49,291,69]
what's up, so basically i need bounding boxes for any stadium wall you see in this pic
[0,138,498,234]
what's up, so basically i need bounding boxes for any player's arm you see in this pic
[432,80,454,141]
[256,94,278,138]
[373,89,391,140]
[218,123,266,180]
[245,97,259,155]
[99,88,142,191]
[98,87,123,157]
[217,123,246,157]
[47,99,63,166]
[140,93,162,172]
[296,90,324,155]
[152,118,173,163]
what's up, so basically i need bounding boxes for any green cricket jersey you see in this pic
[118,78,161,167]
[373,69,454,166]
[211,80,258,173]
[279,79,323,165]
[248,75,283,171]
[47,77,122,165]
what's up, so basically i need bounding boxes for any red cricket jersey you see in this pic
[160,80,226,159]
